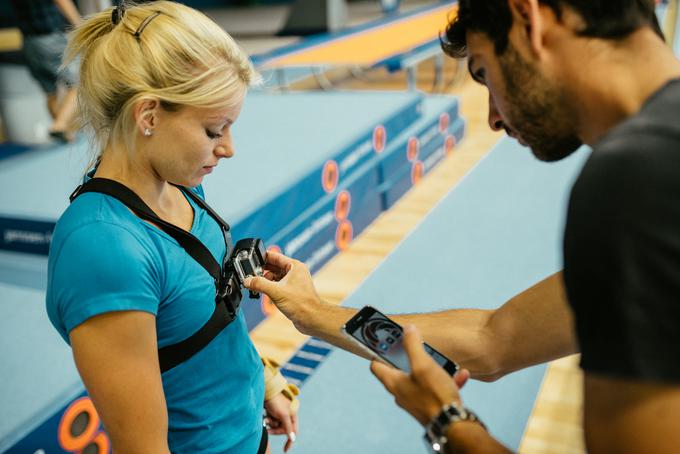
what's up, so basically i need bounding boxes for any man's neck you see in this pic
[562,28,680,145]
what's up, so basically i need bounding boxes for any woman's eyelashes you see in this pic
[205,128,223,140]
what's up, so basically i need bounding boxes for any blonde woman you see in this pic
[45,2,298,452]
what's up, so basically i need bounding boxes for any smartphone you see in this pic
[341,305,458,376]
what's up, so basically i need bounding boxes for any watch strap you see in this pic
[424,401,486,453]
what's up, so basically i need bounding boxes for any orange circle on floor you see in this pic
[58,397,100,452]
[335,190,351,221]
[411,161,424,185]
[322,160,339,193]
[407,137,419,162]
[335,220,354,251]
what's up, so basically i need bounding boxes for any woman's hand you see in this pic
[264,392,299,452]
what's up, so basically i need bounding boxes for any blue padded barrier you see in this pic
[382,116,466,210]
[215,91,423,243]
[378,95,459,181]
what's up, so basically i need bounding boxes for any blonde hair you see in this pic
[64,1,260,165]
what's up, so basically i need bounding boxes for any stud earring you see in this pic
[143,128,152,136]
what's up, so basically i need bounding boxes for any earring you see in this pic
[144,128,152,137]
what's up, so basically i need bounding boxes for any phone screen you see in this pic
[346,307,457,375]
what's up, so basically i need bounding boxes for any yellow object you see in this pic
[0,28,22,52]
[262,4,458,68]
[262,357,300,413]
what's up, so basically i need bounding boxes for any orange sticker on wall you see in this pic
[445,134,456,155]
[373,125,386,153]
[335,190,351,221]
[261,293,278,317]
[322,160,339,193]
[439,112,450,133]
[411,161,424,185]
[335,220,353,251]
[58,397,100,452]
[83,432,111,454]
[406,137,419,162]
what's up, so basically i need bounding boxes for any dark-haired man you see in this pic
[245,0,680,452]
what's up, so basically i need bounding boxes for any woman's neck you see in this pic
[95,146,177,215]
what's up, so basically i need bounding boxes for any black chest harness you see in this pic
[70,178,259,373]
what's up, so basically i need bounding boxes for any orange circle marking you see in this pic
[445,135,456,155]
[373,125,386,153]
[335,190,351,221]
[335,220,353,251]
[406,137,419,162]
[439,113,450,133]
[411,161,424,185]
[79,432,111,454]
[321,160,339,193]
[58,397,100,452]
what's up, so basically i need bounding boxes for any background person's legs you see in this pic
[22,32,79,142]
[48,86,77,142]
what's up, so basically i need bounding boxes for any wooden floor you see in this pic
[250,59,586,453]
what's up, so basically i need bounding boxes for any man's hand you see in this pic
[244,251,323,331]
[264,392,299,452]
[370,324,470,425]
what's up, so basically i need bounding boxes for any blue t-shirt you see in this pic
[46,186,265,453]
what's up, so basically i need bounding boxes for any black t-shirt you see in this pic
[564,78,680,382]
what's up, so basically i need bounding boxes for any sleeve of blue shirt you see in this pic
[50,221,162,342]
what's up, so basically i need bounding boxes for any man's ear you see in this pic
[507,0,544,59]
[133,98,160,135]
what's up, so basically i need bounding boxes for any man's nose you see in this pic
[488,93,504,132]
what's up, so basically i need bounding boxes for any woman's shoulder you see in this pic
[50,192,157,263]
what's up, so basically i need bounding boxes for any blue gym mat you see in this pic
[271,138,591,453]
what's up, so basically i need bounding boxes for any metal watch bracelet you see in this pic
[423,401,486,453]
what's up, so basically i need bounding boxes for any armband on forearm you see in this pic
[262,357,300,412]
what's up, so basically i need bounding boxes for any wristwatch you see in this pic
[423,401,485,453]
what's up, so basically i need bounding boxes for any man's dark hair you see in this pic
[442,0,663,58]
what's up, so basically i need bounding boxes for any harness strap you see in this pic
[70,178,237,373]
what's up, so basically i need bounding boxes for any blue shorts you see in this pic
[22,32,78,94]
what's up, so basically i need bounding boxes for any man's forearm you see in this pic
[445,422,511,454]
[398,272,577,381]
[297,272,576,380]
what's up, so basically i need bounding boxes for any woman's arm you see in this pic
[70,311,170,454]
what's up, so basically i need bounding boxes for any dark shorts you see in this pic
[22,32,79,94]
